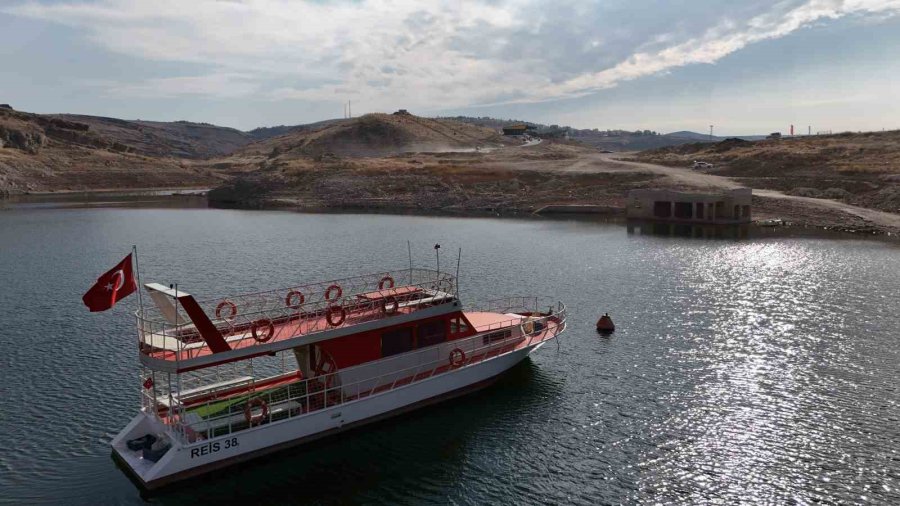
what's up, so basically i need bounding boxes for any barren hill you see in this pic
[633,130,900,213]
[53,114,255,158]
[0,107,230,194]
[238,113,507,158]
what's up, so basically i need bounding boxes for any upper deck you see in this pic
[137,269,458,372]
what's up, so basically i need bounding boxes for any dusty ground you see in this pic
[208,142,655,213]
[206,140,900,234]
[633,131,900,216]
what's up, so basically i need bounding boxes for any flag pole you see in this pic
[132,244,148,412]
[132,244,145,317]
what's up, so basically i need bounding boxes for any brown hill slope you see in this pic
[0,107,227,194]
[53,114,254,158]
[633,131,900,213]
[238,113,507,158]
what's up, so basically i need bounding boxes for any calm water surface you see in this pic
[1,207,900,504]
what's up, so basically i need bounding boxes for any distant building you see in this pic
[767,132,782,140]
[626,188,752,224]
[393,109,411,115]
[502,124,529,136]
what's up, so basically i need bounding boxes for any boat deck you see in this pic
[140,287,453,363]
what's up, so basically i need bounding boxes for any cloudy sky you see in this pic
[1,0,899,134]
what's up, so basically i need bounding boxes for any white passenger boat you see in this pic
[111,268,567,490]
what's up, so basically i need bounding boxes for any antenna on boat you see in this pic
[407,240,413,285]
[434,244,441,279]
[455,247,461,297]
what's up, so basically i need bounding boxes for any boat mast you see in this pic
[132,244,145,316]
[455,247,461,297]
[407,240,413,285]
[434,244,441,282]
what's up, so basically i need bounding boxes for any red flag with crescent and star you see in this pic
[82,253,137,312]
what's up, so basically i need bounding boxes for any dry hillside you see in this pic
[237,113,509,159]
[53,114,254,158]
[207,141,651,213]
[634,131,900,213]
[0,107,230,194]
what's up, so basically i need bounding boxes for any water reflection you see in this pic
[627,220,750,240]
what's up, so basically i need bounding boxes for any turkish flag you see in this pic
[82,253,138,312]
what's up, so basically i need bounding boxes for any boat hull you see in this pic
[112,342,545,491]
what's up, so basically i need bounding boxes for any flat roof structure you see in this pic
[626,188,752,224]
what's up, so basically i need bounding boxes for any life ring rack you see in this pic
[325,284,342,302]
[251,319,275,343]
[285,290,305,309]
[215,300,237,319]
[326,305,346,327]
[449,348,466,368]
[244,398,269,427]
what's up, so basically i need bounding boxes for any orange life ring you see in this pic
[378,276,395,290]
[449,348,466,368]
[244,398,269,427]
[326,305,346,327]
[325,284,342,302]
[285,290,305,309]
[251,319,275,343]
[215,300,237,319]
[381,296,399,314]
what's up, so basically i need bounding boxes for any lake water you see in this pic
[2,205,900,504]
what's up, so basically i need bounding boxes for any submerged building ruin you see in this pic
[626,188,752,224]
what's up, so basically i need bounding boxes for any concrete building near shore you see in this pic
[502,124,529,136]
[626,188,752,224]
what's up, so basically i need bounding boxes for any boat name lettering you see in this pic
[190,438,238,459]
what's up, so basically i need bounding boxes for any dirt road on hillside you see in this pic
[607,153,900,230]
[538,151,900,231]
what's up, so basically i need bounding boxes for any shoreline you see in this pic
[3,185,896,241]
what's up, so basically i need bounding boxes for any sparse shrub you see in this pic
[822,187,852,200]
[789,187,822,198]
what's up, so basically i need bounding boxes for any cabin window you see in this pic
[381,327,414,357]
[450,317,470,335]
[483,328,513,345]
[417,320,446,348]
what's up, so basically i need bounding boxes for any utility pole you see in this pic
[709,125,714,141]
[349,100,352,118]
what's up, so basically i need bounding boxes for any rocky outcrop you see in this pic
[35,116,90,132]
[0,125,46,154]
[0,108,133,154]
[44,125,106,148]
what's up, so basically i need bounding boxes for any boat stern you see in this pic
[111,412,182,490]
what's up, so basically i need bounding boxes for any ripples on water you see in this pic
[1,208,900,504]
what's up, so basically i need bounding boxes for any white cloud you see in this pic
[6,0,900,113]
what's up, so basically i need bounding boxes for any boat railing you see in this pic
[466,295,566,332]
[151,300,567,444]
[136,268,456,361]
